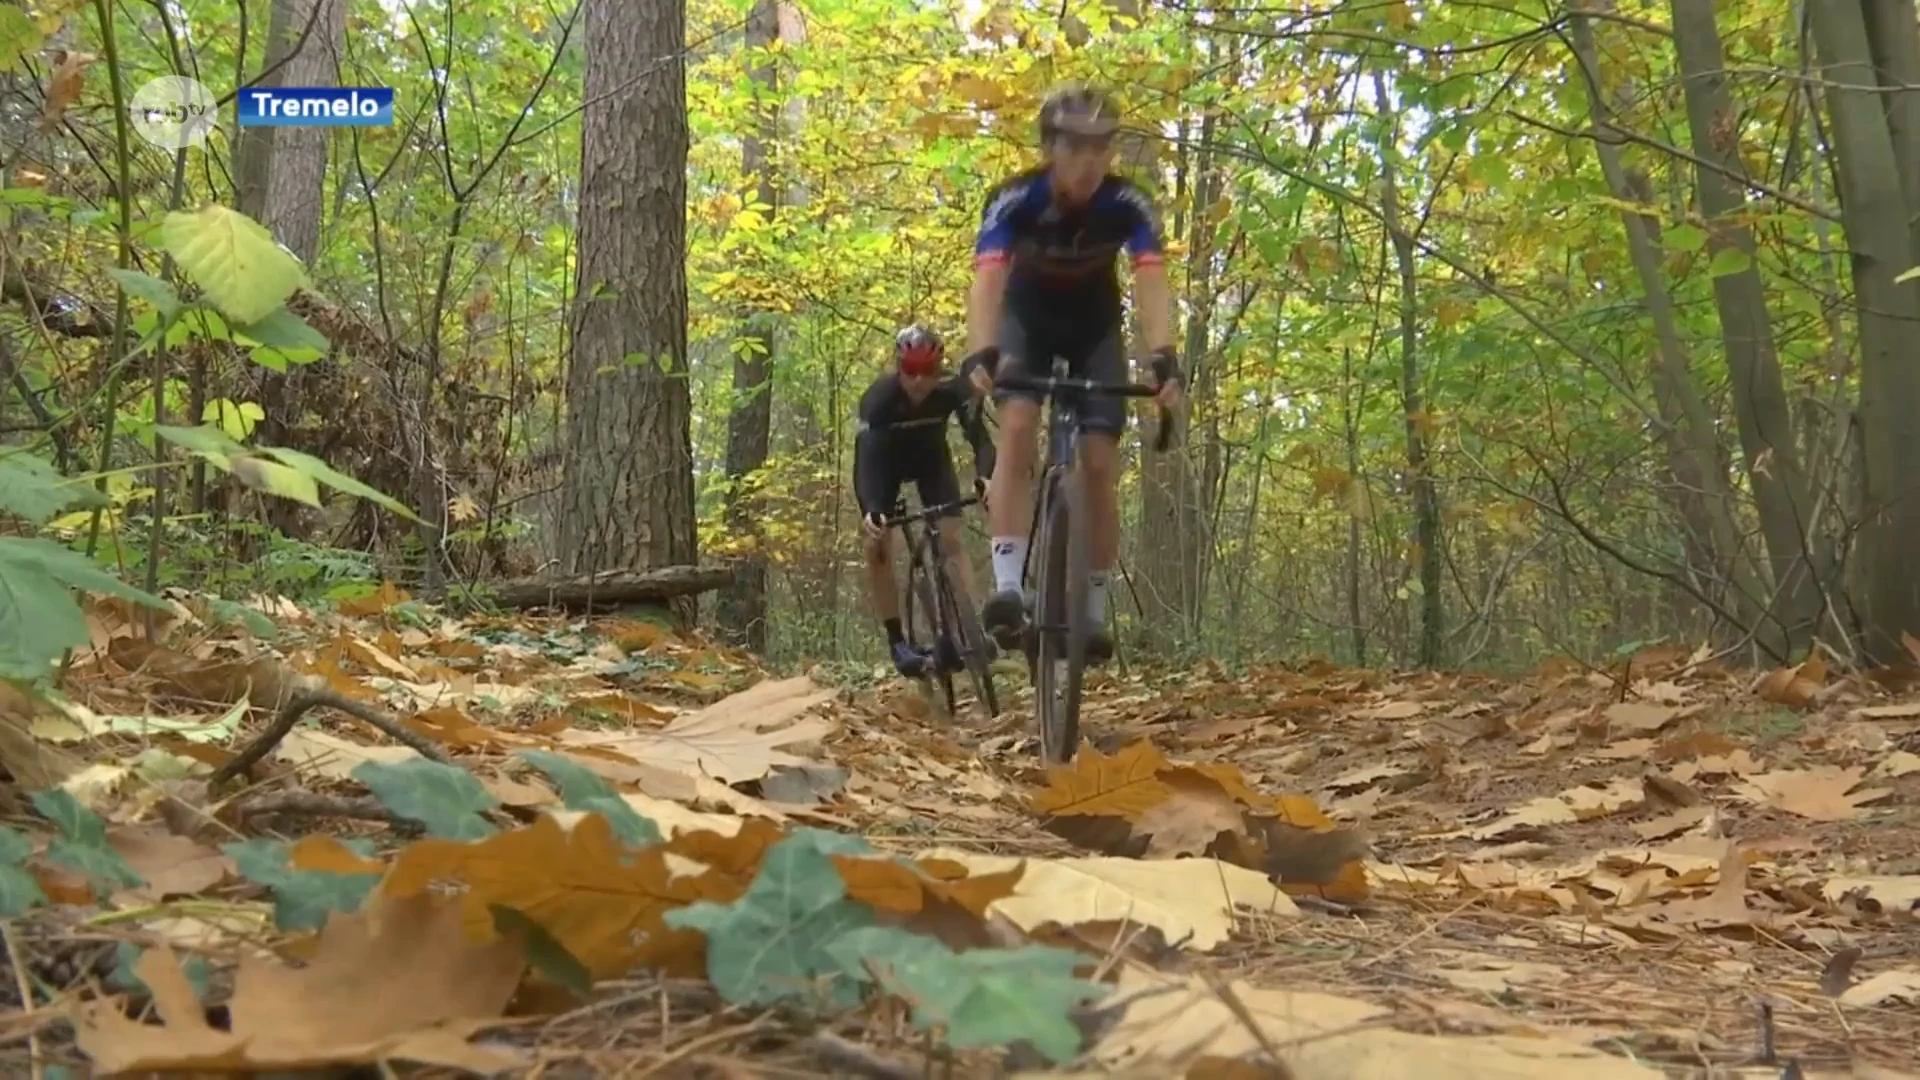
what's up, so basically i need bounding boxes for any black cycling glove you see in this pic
[1149,345,1183,388]
[964,346,1001,378]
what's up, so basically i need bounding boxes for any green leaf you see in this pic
[351,759,499,840]
[0,863,46,917]
[225,837,381,931]
[234,307,329,360]
[0,539,169,681]
[490,903,593,998]
[515,750,661,847]
[1664,223,1706,253]
[204,596,279,641]
[231,456,322,506]
[828,928,1105,1063]
[259,445,424,523]
[0,453,103,525]
[0,6,44,71]
[32,788,143,896]
[202,399,265,442]
[159,205,307,324]
[0,826,33,865]
[1709,246,1753,278]
[153,423,247,465]
[107,269,179,315]
[1894,265,1920,284]
[664,828,877,1010]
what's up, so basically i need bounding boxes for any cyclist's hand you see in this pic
[965,347,999,394]
[861,511,888,538]
[973,476,991,511]
[1149,345,1186,410]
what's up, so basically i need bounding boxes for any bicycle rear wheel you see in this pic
[937,563,999,720]
[1032,470,1089,764]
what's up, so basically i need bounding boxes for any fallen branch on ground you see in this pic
[209,688,451,787]
[488,565,735,612]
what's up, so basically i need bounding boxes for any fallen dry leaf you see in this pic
[916,848,1297,951]
[1839,970,1920,1007]
[1631,806,1712,842]
[107,825,232,900]
[1428,949,1566,993]
[1760,653,1829,706]
[1089,964,1662,1077]
[1821,875,1920,912]
[70,891,525,1073]
[559,676,834,783]
[1738,766,1892,822]
[276,727,420,780]
[1604,702,1680,733]
[381,813,778,978]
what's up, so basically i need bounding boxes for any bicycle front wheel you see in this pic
[1033,470,1089,765]
[909,567,957,718]
[938,564,1000,721]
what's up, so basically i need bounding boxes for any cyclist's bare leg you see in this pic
[988,398,1040,541]
[863,531,900,623]
[984,396,1040,641]
[1081,432,1120,571]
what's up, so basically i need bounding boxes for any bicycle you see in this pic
[993,357,1173,765]
[880,493,1001,722]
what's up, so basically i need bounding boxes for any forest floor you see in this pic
[3,595,1918,1079]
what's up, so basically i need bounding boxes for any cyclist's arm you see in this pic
[957,395,996,485]
[968,186,1019,365]
[852,383,893,516]
[1118,183,1175,362]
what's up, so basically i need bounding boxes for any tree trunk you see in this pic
[1371,69,1443,668]
[1861,0,1920,255]
[1135,115,1204,650]
[1808,0,1920,665]
[1341,346,1367,666]
[556,0,697,613]
[1568,4,1772,651]
[233,0,344,263]
[716,0,779,653]
[1669,0,1825,656]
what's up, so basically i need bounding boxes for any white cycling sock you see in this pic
[990,537,1027,595]
[1088,570,1111,625]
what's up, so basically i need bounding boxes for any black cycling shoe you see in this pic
[1085,629,1114,667]
[890,640,932,677]
[981,588,1027,648]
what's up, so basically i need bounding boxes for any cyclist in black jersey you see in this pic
[854,325,997,676]
[961,84,1184,665]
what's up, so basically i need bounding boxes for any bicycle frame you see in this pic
[880,493,998,719]
[992,357,1169,762]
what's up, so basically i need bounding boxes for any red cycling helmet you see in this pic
[895,324,944,377]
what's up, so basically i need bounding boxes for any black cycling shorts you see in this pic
[990,316,1128,436]
[853,440,963,520]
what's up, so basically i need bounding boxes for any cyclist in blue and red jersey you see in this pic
[962,84,1184,665]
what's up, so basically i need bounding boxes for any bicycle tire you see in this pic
[1033,470,1088,764]
[937,561,1000,720]
[909,566,957,717]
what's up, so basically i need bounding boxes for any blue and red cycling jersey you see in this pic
[973,168,1165,338]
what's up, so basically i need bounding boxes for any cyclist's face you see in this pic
[899,369,938,400]
[1048,134,1115,203]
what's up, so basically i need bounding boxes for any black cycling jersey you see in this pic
[973,168,1166,338]
[852,362,995,517]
